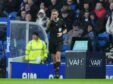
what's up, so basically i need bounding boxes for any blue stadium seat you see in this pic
[0,51,4,59]
[8,12,17,20]
[61,52,66,63]
[97,32,109,50]
[3,41,7,49]
[62,44,70,51]
[61,44,70,63]
[0,41,3,51]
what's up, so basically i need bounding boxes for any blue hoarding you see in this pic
[11,62,65,79]
[106,65,113,79]
[11,62,113,79]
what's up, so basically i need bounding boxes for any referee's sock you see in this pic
[54,62,60,78]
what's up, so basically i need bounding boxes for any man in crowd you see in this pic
[66,23,83,45]
[36,9,49,31]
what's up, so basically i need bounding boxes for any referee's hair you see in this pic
[51,9,59,13]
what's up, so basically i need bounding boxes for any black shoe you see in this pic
[54,75,60,79]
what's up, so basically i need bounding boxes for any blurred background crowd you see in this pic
[0,0,113,65]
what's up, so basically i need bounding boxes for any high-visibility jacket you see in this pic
[25,39,48,64]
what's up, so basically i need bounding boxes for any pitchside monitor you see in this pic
[71,37,89,51]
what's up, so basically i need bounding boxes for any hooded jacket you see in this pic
[36,9,49,31]
[106,15,113,34]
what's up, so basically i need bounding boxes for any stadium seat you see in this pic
[8,12,17,20]
[61,44,70,63]
[97,32,109,50]
[3,41,7,49]
[0,41,3,51]
[61,52,66,63]
[62,44,70,51]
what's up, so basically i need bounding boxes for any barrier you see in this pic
[66,51,106,78]
[10,62,112,79]
[106,65,113,79]
[11,62,65,79]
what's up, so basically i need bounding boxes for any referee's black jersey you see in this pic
[47,18,67,42]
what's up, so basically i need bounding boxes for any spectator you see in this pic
[0,5,6,17]
[25,4,30,13]
[28,0,38,21]
[61,3,75,26]
[109,0,113,4]
[89,13,97,30]
[87,24,95,40]
[20,10,26,21]
[47,0,62,17]
[82,2,91,12]
[94,2,106,19]
[81,11,90,35]
[74,9,82,26]
[66,0,76,11]
[61,3,69,12]
[106,3,113,34]
[36,9,49,31]
[66,23,83,45]
[61,3,74,19]
[75,0,84,10]
[25,13,32,21]
[94,2,106,34]
[40,2,45,9]
[34,0,43,7]
[0,0,5,17]
[102,0,111,10]
[84,0,97,10]
[106,1,113,18]
[39,2,49,14]
[20,0,28,11]
[86,24,95,51]
[4,0,20,14]
[60,8,72,31]
[106,3,113,48]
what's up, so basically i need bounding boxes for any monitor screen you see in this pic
[71,37,89,51]
[72,41,88,51]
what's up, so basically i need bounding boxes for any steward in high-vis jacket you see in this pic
[25,32,48,64]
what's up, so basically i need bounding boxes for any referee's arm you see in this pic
[62,22,67,34]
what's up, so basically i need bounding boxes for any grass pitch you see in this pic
[0,79,113,84]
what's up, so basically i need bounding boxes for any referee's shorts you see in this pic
[49,41,63,54]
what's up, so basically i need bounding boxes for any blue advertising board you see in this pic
[11,62,65,79]
[11,62,113,79]
[106,65,113,79]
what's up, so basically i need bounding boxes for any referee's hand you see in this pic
[57,32,62,37]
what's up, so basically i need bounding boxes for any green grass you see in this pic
[0,79,113,84]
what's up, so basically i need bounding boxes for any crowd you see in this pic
[0,0,113,64]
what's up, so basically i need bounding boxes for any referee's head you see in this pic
[51,9,59,20]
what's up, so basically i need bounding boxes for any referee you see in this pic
[47,9,67,78]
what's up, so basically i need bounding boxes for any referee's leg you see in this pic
[53,51,61,78]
